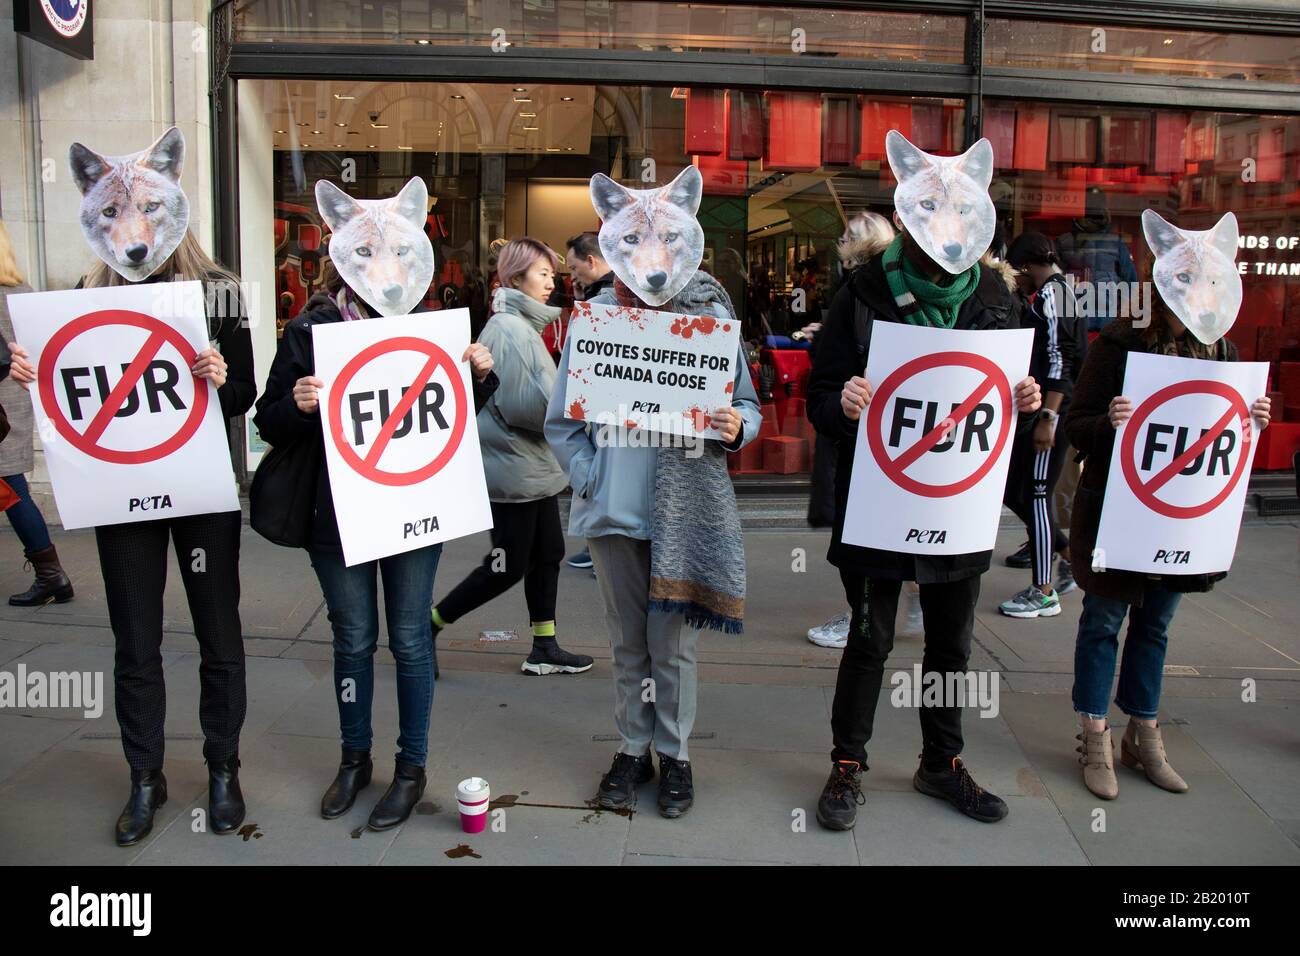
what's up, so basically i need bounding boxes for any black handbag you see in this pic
[249,431,322,548]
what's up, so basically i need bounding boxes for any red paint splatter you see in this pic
[624,420,639,428]
[568,399,587,421]
[669,315,719,339]
[723,324,731,332]
[724,381,734,394]
[685,407,713,432]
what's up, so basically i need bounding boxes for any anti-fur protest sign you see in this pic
[1095,352,1267,575]
[8,282,240,529]
[562,300,741,439]
[313,310,492,565]
[843,322,1032,554]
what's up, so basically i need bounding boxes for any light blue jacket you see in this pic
[544,292,762,540]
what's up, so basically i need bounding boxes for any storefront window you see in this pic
[234,1,964,63]
[983,102,1300,369]
[985,19,1300,83]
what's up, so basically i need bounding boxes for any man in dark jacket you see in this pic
[805,223,1042,832]
[998,232,1089,618]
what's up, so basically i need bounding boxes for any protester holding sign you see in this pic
[253,176,498,832]
[7,128,256,847]
[545,167,762,819]
[806,131,1041,832]
[430,238,594,676]
[1065,210,1270,801]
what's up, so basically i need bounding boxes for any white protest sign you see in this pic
[313,309,492,566]
[562,300,741,439]
[843,322,1033,554]
[1095,352,1267,575]
[8,282,239,529]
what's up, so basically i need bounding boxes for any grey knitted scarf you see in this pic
[616,272,746,634]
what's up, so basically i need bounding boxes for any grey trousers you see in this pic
[587,534,700,761]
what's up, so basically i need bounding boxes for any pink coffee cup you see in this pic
[457,777,490,834]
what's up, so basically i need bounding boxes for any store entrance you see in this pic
[253,78,968,486]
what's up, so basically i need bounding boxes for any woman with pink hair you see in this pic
[430,238,593,677]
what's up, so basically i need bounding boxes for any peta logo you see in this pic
[49,886,151,936]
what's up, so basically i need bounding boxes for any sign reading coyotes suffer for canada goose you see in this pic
[313,309,493,566]
[843,322,1032,555]
[1096,352,1268,576]
[562,301,742,440]
[8,282,240,529]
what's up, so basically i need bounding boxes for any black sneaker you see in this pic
[597,752,654,810]
[521,641,594,676]
[657,753,694,818]
[567,549,593,569]
[816,760,866,831]
[1004,541,1032,569]
[913,757,1009,823]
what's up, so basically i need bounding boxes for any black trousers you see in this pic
[96,511,246,770]
[1005,430,1070,587]
[830,569,979,766]
[436,494,565,625]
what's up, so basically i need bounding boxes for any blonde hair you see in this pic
[0,221,26,287]
[82,229,238,290]
[82,230,244,335]
[838,212,895,269]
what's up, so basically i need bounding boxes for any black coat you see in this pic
[806,253,1021,582]
[252,293,499,553]
[1064,318,1234,606]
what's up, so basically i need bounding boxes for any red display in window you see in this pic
[684,89,725,156]
[859,100,912,162]
[764,91,822,171]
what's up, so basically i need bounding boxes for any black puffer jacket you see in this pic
[805,252,1021,582]
[253,292,499,553]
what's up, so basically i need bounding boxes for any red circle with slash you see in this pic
[1119,380,1251,520]
[867,351,1014,498]
[37,309,207,465]
[327,336,467,487]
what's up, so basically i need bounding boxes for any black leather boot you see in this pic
[116,768,167,847]
[9,544,74,607]
[367,760,426,831]
[321,749,373,819]
[208,754,246,834]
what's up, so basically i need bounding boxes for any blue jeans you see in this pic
[1071,585,1182,720]
[309,544,442,767]
[3,474,52,552]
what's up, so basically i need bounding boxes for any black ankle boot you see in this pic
[9,544,74,607]
[208,754,246,834]
[367,760,426,831]
[116,768,167,847]
[321,749,373,819]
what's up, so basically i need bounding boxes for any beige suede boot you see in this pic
[1076,726,1118,800]
[1120,720,1189,793]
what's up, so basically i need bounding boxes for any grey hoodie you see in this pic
[477,287,568,502]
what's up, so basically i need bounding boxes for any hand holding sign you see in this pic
[841,376,873,421]
[6,341,35,387]
[462,342,494,382]
[1251,395,1271,429]
[294,376,323,414]
[1109,396,1134,429]
[191,348,229,388]
[1014,377,1042,414]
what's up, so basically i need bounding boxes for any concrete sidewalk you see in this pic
[1,521,1297,865]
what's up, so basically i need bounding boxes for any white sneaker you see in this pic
[807,612,850,648]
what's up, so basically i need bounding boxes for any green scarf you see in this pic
[881,235,980,329]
